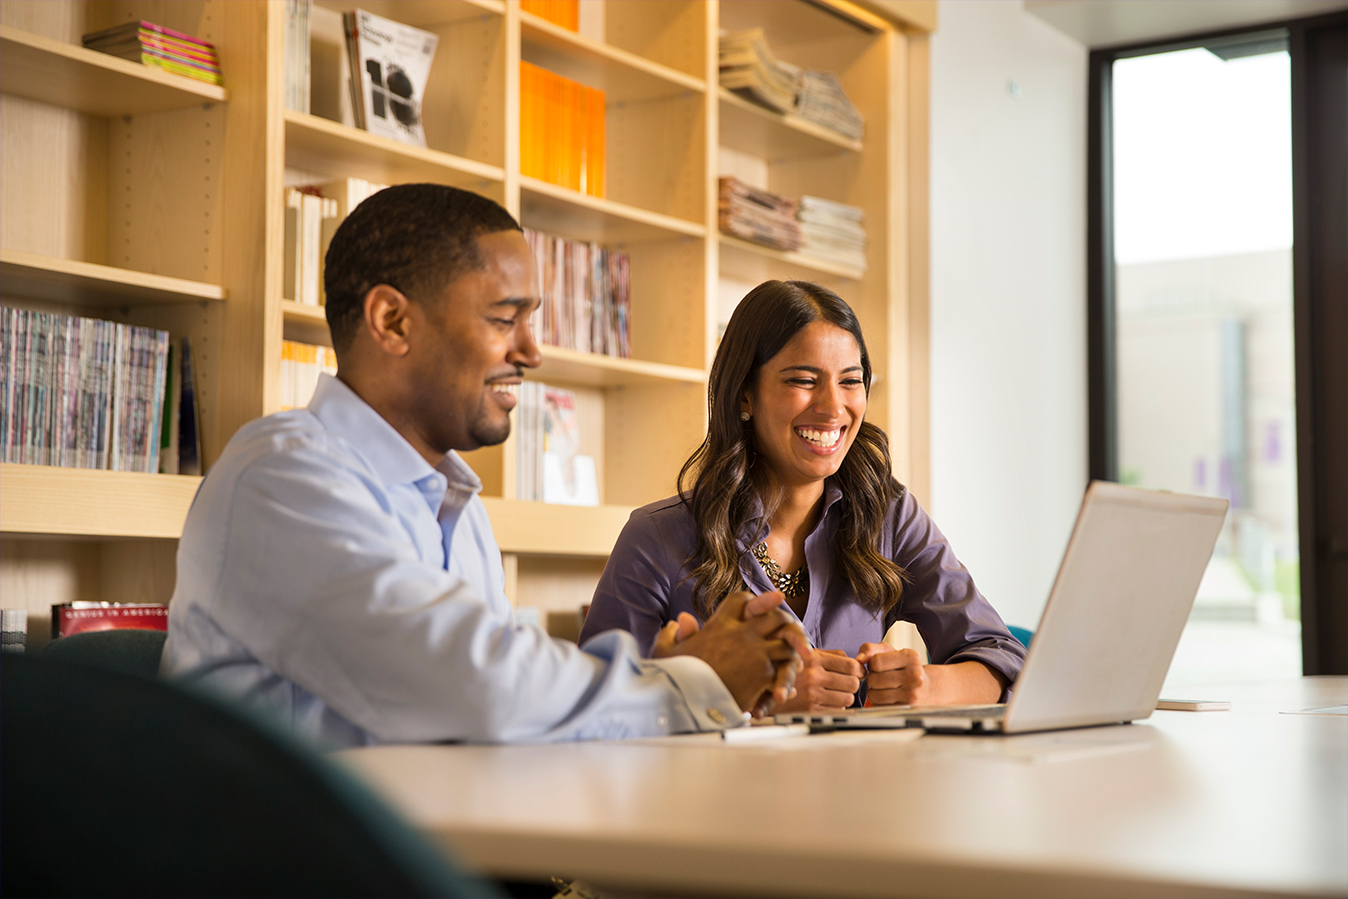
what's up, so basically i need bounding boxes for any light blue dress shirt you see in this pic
[162,374,741,747]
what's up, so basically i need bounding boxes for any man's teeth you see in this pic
[796,427,841,447]
[490,383,518,398]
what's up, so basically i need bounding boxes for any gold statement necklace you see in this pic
[752,542,808,599]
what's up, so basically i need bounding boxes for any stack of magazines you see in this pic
[343,9,439,147]
[515,382,598,506]
[524,228,630,359]
[718,177,802,252]
[82,21,222,86]
[0,307,170,473]
[718,28,800,113]
[797,70,864,141]
[797,196,867,271]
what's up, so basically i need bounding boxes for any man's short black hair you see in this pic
[323,183,522,353]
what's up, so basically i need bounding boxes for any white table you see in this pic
[338,677,1348,898]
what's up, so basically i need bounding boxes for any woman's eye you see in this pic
[841,378,864,387]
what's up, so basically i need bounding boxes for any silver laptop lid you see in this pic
[1003,482,1227,734]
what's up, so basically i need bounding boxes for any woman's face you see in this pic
[743,321,867,490]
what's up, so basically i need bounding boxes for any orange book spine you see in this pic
[520,62,540,181]
[584,85,605,197]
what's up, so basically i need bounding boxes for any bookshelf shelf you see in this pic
[0,250,227,306]
[534,346,705,389]
[519,13,705,104]
[520,176,705,243]
[482,497,633,557]
[717,87,862,160]
[0,24,226,116]
[718,234,865,281]
[284,111,505,193]
[313,0,503,29]
[0,464,202,539]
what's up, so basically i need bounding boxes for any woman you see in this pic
[579,281,1025,711]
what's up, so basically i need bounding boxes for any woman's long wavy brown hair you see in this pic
[678,280,909,619]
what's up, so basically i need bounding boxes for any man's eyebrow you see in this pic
[491,296,535,309]
[778,364,864,374]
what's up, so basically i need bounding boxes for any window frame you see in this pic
[1086,11,1348,675]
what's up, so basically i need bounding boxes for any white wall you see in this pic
[928,1,1088,628]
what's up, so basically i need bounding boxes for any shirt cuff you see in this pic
[646,655,746,733]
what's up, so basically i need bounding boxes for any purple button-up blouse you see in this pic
[580,482,1026,693]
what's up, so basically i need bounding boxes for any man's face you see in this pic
[406,230,541,454]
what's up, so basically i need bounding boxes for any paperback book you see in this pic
[51,602,169,639]
[523,228,630,358]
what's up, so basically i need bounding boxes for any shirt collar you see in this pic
[737,479,846,547]
[307,374,481,496]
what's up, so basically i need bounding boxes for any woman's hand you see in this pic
[772,649,864,712]
[855,644,1007,706]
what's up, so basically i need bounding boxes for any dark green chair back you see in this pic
[40,628,168,678]
[0,652,500,898]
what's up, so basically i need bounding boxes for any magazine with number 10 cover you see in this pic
[343,9,438,147]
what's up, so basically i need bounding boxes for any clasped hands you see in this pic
[651,590,810,717]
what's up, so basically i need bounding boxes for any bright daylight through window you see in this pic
[1113,38,1300,689]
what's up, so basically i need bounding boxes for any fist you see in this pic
[856,643,929,706]
[773,649,864,712]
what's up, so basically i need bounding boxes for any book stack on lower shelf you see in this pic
[718,176,802,252]
[797,196,868,272]
[514,382,597,506]
[524,227,631,359]
[1,307,169,474]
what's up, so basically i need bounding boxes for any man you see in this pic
[162,184,807,747]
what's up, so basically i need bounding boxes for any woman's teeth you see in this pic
[796,427,841,448]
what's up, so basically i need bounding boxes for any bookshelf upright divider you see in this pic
[1,0,932,644]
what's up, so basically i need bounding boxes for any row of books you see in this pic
[524,228,631,359]
[280,341,339,412]
[515,382,597,506]
[83,20,223,86]
[0,307,202,476]
[718,29,864,142]
[521,62,606,198]
[284,0,313,113]
[52,602,169,639]
[718,177,867,271]
[283,178,389,306]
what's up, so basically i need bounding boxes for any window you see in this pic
[1088,13,1347,682]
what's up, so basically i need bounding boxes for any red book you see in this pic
[51,602,168,638]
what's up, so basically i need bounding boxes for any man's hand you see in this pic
[772,649,864,712]
[652,591,810,715]
[856,644,1008,706]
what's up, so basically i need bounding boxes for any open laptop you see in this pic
[776,481,1229,734]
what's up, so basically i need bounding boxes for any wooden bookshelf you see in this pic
[285,111,505,195]
[483,498,633,557]
[718,87,863,159]
[0,465,202,539]
[718,234,865,282]
[1,0,932,627]
[520,176,705,243]
[0,250,227,306]
[0,24,226,116]
[519,12,705,103]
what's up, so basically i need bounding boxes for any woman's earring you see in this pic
[740,411,751,422]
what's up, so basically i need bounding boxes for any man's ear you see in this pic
[362,284,414,357]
